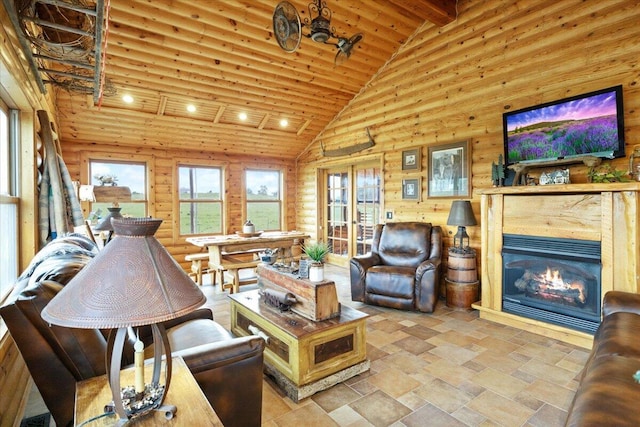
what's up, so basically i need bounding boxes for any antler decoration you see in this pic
[321,127,375,157]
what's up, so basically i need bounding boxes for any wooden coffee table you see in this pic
[229,289,369,402]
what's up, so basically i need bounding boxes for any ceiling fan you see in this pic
[273,0,364,66]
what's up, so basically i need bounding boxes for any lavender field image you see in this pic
[505,89,621,164]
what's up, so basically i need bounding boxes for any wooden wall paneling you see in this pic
[296,0,640,283]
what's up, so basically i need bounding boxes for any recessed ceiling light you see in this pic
[238,112,248,121]
[122,94,134,103]
[186,104,196,113]
[280,118,288,127]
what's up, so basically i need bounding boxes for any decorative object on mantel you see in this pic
[272,0,364,66]
[508,156,602,186]
[539,168,570,185]
[628,145,640,181]
[41,218,206,425]
[446,200,477,253]
[491,154,506,187]
[587,163,631,183]
[320,127,375,157]
[302,241,330,282]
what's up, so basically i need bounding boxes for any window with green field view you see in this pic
[179,165,223,235]
[89,161,147,219]
[246,169,282,231]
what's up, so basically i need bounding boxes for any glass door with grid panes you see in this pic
[323,163,381,266]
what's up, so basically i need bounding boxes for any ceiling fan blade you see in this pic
[273,1,302,52]
[334,33,363,66]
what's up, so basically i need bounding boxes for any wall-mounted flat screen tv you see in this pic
[503,85,625,166]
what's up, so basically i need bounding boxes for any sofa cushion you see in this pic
[378,222,432,267]
[366,265,416,299]
[565,354,640,427]
[166,318,234,351]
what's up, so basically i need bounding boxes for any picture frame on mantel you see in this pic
[402,177,421,201]
[427,140,471,198]
[401,148,421,171]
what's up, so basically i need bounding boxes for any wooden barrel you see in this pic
[445,279,480,309]
[447,250,477,283]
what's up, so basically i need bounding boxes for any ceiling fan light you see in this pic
[310,15,331,43]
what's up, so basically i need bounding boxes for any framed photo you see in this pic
[402,177,421,201]
[427,140,471,198]
[401,148,421,171]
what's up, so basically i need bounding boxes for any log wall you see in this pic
[295,0,640,266]
[60,143,297,270]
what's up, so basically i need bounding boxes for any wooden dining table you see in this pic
[186,231,309,293]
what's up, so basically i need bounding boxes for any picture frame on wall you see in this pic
[401,148,421,171]
[402,177,421,201]
[427,140,471,198]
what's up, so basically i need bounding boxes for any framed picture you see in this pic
[402,148,421,171]
[402,177,421,201]
[427,140,471,198]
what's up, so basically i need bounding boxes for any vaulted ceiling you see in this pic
[14,0,457,159]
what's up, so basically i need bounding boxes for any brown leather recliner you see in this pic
[350,222,443,312]
[0,234,265,427]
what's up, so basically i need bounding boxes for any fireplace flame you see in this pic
[535,267,587,304]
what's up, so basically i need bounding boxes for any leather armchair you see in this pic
[350,222,443,312]
[0,234,265,427]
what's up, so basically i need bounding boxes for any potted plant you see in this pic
[303,241,330,282]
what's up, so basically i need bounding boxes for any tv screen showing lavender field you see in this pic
[504,86,624,165]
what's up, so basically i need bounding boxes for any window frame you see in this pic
[80,152,155,221]
[177,163,225,236]
[0,98,19,303]
[244,168,284,232]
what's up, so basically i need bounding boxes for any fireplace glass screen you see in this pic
[502,234,601,334]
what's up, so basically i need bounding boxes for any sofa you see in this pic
[350,222,443,313]
[0,233,265,427]
[564,290,640,426]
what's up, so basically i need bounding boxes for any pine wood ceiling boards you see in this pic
[53,0,455,158]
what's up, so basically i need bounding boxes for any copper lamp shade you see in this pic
[446,200,477,252]
[41,217,205,423]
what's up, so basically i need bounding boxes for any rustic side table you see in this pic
[445,247,480,310]
[75,356,223,426]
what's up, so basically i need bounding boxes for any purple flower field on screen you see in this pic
[507,115,618,162]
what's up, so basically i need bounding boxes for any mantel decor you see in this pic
[41,218,206,425]
[427,140,471,198]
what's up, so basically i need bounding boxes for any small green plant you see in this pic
[303,241,330,263]
[587,164,630,183]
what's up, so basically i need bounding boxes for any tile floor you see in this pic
[202,265,589,427]
[25,264,590,426]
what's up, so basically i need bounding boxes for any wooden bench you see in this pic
[185,253,214,286]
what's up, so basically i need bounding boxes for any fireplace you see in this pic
[502,234,601,334]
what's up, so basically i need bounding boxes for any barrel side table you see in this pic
[445,247,479,310]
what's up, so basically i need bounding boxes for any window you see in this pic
[245,169,282,231]
[0,97,19,300]
[178,165,223,235]
[89,160,147,218]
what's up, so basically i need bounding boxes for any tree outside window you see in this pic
[179,166,223,235]
[246,169,282,231]
[89,160,147,219]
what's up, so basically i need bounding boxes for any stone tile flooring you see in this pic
[202,265,590,427]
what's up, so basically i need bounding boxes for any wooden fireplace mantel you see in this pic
[473,182,640,348]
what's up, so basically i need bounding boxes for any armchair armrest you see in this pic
[602,291,640,317]
[350,253,381,302]
[175,336,265,427]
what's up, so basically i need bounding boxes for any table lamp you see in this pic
[41,217,206,424]
[447,200,477,253]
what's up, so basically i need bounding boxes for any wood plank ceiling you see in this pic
[46,0,456,159]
